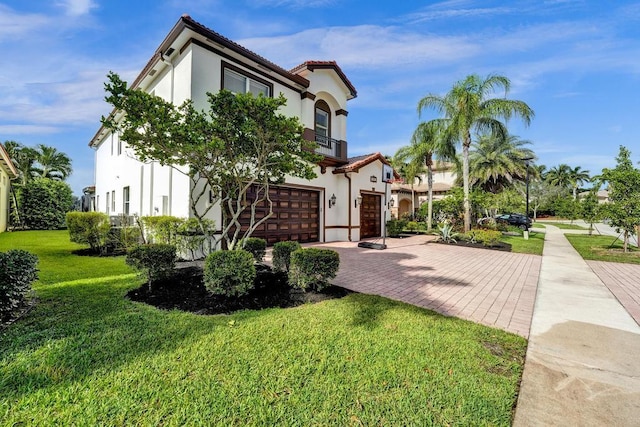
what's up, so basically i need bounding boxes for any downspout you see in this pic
[345,173,352,241]
[161,52,174,216]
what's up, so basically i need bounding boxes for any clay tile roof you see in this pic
[290,60,357,99]
[333,152,399,178]
[0,143,18,179]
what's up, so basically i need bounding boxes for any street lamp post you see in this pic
[523,157,534,232]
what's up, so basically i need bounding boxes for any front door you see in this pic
[360,193,381,239]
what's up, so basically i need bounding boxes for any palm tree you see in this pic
[568,166,590,200]
[392,159,423,219]
[33,144,72,180]
[3,140,38,186]
[394,121,455,230]
[545,164,572,193]
[469,133,536,193]
[417,74,534,232]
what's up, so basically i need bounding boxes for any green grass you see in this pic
[501,231,545,255]
[1,230,527,426]
[565,234,640,264]
[530,223,546,229]
[537,221,586,230]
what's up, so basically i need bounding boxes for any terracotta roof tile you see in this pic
[290,60,357,99]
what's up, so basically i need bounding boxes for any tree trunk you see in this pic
[462,135,471,232]
[427,164,433,231]
[624,230,629,252]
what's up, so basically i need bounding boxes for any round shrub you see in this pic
[0,250,39,322]
[126,244,176,286]
[204,250,256,297]
[241,237,267,263]
[66,211,110,253]
[272,241,301,272]
[289,248,340,292]
[21,178,73,230]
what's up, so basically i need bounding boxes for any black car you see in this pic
[494,213,532,230]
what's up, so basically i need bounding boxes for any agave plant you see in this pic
[436,222,458,243]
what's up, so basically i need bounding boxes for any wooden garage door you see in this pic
[360,193,381,239]
[239,185,320,245]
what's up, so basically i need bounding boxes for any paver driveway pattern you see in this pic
[311,235,541,337]
[588,261,640,326]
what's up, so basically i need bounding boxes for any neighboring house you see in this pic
[90,15,396,244]
[390,163,456,218]
[0,143,18,232]
[578,189,609,204]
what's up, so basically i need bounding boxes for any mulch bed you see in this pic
[430,240,513,252]
[127,264,352,315]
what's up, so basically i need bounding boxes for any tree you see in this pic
[102,72,320,250]
[545,164,572,193]
[33,144,73,181]
[3,140,37,186]
[580,189,601,236]
[468,133,536,193]
[392,159,423,219]
[418,74,534,232]
[394,121,455,230]
[568,165,590,200]
[599,146,640,252]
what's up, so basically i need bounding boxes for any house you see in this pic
[0,143,18,232]
[89,15,396,245]
[390,163,457,218]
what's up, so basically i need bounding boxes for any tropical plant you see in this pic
[568,166,590,200]
[436,222,458,243]
[545,164,572,193]
[394,120,455,230]
[20,178,73,230]
[468,133,536,193]
[32,144,73,181]
[417,74,534,232]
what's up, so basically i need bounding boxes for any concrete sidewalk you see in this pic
[514,224,640,426]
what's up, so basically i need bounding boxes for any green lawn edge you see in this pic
[565,233,640,264]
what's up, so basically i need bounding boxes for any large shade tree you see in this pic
[394,121,456,230]
[102,72,320,250]
[418,74,534,232]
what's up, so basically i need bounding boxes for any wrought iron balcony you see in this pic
[302,128,348,163]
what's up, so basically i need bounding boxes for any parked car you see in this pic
[494,213,531,230]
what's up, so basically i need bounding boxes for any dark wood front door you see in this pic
[360,193,381,239]
[239,185,320,245]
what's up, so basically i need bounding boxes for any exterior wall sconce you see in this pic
[388,198,395,208]
[370,175,377,183]
[328,193,337,208]
[355,196,363,208]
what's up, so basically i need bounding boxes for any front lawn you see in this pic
[565,234,640,264]
[1,230,527,425]
[537,221,586,230]
[501,231,545,256]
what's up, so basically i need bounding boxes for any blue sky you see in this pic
[2,0,640,195]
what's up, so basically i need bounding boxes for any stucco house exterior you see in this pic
[90,15,396,245]
[0,143,18,232]
[390,163,457,218]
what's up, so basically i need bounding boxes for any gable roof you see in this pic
[333,152,399,179]
[0,143,18,179]
[290,60,357,99]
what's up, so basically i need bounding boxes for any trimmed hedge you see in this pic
[20,178,73,230]
[66,212,111,253]
[272,241,301,272]
[466,229,502,247]
[241,237,267,263]
[289,248,340,292]
[204,250,256,297]
[126,244,177,286]
[386,219,407,237]
[0,250,39,322]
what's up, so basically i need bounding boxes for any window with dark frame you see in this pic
[222,64,271,97]
[314,100,331,143]
[123,186,130,215]
[111,190,115,213]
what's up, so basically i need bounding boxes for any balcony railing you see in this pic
[315,134,342,159]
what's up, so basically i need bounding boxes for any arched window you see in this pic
[314,100,331,139]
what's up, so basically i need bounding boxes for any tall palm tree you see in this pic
[392,159,423,218]
[418,74,534,232]
[394,121,455,230]
[545,164,572,193]
[469,133,536,193]
[33,144,72,180]
[4,140,38,186]
[568,165,590,200]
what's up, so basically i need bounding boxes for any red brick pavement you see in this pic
[588,260,640,326]
[309,235,541,337]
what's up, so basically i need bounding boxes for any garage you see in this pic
[238,185,320,245]
[360,193,381,239]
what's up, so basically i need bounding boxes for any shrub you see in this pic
[466,229,502,247]
[0,250,39,322]
[126,244,176,286]
[177,218,216,260]
[20,178,73,230]
[406,221,419,233]
[289,248,340,292]
[66,212,111,253]
[272,241,301,272]
[141,216,185,244]
[107,226,142,254]
[386,219,407,237]
[241,237,267,262]
[204,250,256,297]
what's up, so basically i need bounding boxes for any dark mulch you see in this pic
[127,264,352,315]
[430,239,512,252]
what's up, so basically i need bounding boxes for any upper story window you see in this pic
[315,100,331,138]
[222,64,271,97]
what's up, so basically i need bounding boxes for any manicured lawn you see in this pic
[538,221,586,230]
[530,223,546,229]
[501,231,545,256]
[1,230,527,425]
[565,234,640,264]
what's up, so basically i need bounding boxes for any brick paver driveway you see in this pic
[588,260,640,326]
[312,235,541,337]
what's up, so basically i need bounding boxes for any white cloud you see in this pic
[0,4,50,41]
[57,0,97,16]
[0,124,61,134]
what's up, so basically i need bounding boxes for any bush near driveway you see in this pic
[289,248,339,291]
[0,249,39,322]
[204,249,256,297]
